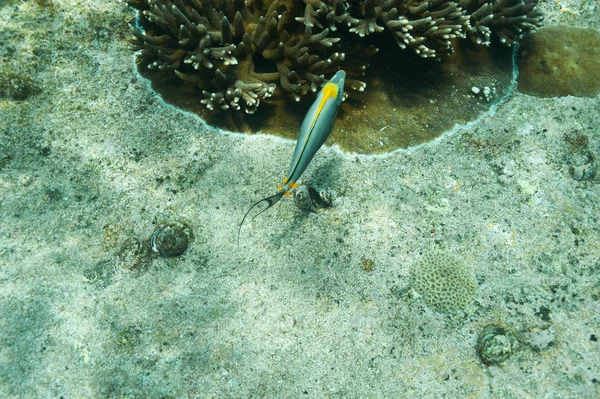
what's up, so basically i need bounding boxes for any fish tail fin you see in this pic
[237,190,286,248]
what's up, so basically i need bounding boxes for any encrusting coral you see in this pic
[517,25,600,98]
[128,0,542,114]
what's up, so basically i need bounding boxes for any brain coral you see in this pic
[128,0,542,114]
[409,250,477,313]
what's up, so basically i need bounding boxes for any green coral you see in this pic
[409,250,477,313]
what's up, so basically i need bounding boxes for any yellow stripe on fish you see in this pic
[238,70,346,246]
[309,83,339,133]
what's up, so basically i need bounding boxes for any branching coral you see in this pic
[127,0,542,114]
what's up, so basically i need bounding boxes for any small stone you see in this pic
[294,185,332,213]
[471,86,481,95]
[483,86,493,101]
[151,221,194,257]
[20,175,34,186]
[477,325,517,365]
[571,165,585,180]
[569,153,596,181]
[116,237,148,271]
[526,325,556,351]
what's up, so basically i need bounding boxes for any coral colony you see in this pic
[409,250,477,313]
[128,0,542,114]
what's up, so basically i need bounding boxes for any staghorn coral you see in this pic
[127,0,542,115]
[129,0,371,113]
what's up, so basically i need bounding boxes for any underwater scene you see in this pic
[0,0,599,397]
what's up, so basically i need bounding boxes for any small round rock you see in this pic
[151,221,193,257]
[477,325,517,365]
[294,185,332,213]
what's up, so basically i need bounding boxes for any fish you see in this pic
[238,70,346,245]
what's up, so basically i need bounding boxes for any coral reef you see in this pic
[128,0,542,114]
[517,25,600,98]
[409,250,477,313]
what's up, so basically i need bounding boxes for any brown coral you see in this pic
[517,25,600,98]
[127,0,542,114]
[129,0,370,113]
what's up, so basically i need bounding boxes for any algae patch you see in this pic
[517,25,600,98]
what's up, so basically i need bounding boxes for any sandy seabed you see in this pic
[0,1,598,397]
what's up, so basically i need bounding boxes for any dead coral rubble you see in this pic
[128,0,542,113]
